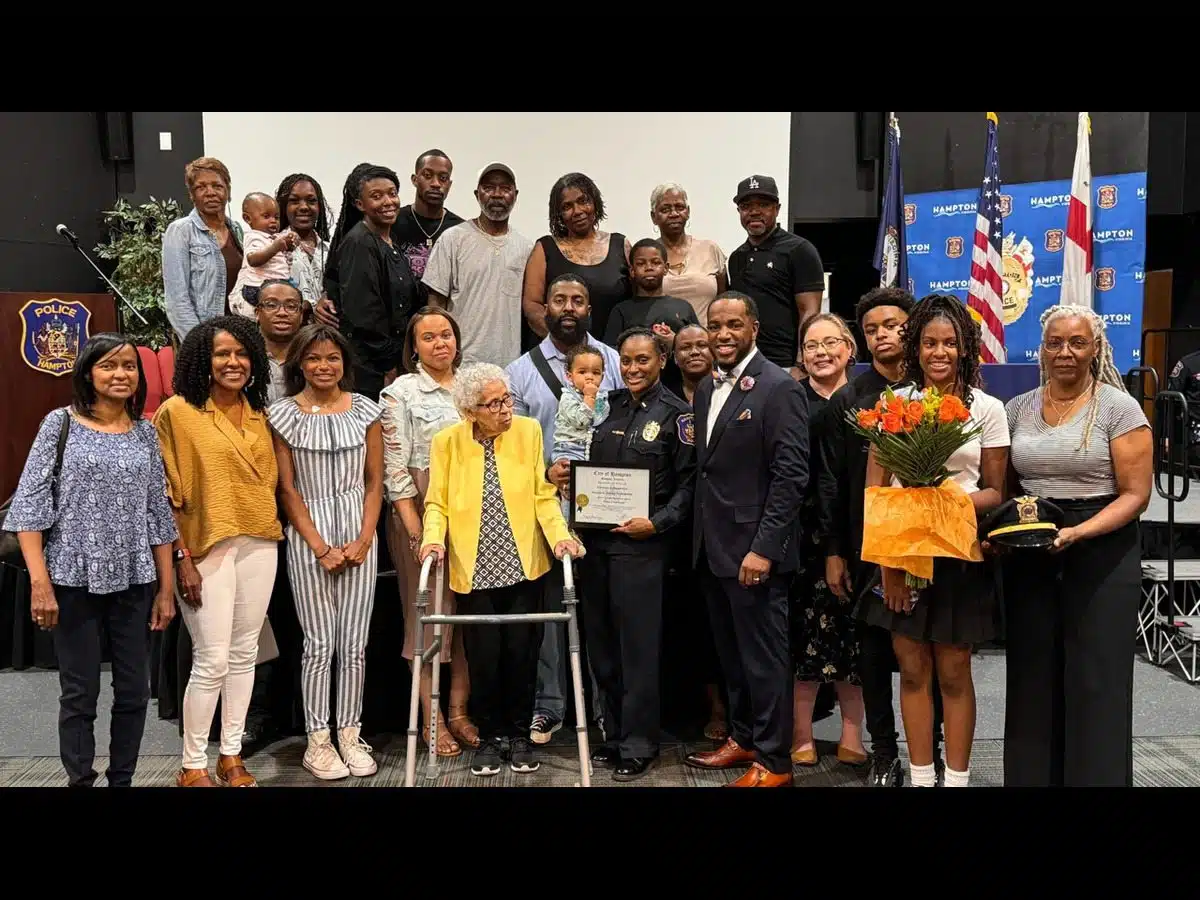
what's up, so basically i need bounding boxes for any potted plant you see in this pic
[93,196,182,349]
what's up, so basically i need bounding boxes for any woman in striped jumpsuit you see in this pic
[269,324,384,781]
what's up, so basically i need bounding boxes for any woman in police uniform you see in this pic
[580,326,697,782]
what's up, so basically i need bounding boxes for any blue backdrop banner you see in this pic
[903,171,1147,372]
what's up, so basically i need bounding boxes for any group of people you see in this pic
[3,148,1155,789]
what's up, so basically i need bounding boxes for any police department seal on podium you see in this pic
[19,298,91,377]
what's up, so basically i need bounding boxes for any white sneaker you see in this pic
[303,730,349,781]
[338,726,378,777]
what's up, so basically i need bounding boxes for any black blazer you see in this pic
[690,348,810,579]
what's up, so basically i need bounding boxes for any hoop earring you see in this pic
[247,375,256,388]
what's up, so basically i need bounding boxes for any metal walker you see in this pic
[403,553,591,787]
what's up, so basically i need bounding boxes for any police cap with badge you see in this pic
[978,495,1067,551]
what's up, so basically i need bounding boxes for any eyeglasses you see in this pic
[478,393,514,413]
[1043,338,1094,353]
[259,300,303,313]
[802,337,846,354]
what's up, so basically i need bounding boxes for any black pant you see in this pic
[701,555,793,775]
[52,582,154,787]
[351,366,384,403]
[859,623,944,759]
[854,564,944,760]
[1003,500,1141,786]
[582,545,665,759]
[460,578,544,741]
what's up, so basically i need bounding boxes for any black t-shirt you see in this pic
[603,294,699,347]
[727,225,825,369]
[391,205,465,289]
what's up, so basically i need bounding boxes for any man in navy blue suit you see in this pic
[684,291,809,787]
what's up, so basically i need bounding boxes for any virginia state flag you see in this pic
[873,115,909,291]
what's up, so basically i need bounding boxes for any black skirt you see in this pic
[856,555,1000,645]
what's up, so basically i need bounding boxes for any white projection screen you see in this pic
[201,112,791,263]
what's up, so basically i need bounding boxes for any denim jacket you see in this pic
[162,208,244,340]
[379,366,461,502]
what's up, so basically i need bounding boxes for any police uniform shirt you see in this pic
[726,225,825,369]
[1167,350,1200,458]
[587,380,697,545]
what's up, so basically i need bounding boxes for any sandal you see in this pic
[424,724,462,757]
[176,767,216,787]
[215,754,258,787]
[447,710,481,750]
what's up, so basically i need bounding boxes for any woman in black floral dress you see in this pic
[790,314,867,767]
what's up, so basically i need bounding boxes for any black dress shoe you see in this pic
[613,757,655,782]
[868,755,904,787]
[591,747,619,768]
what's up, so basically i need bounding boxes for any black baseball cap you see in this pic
[734,174,779,204]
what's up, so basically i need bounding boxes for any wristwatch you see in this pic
[174,547,191,562]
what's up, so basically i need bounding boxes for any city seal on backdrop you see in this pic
[20,298,92,377]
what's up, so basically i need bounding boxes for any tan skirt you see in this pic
[388,467,458,663]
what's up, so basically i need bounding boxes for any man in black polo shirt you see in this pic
[726,174,825,377]
[817,286,945,787]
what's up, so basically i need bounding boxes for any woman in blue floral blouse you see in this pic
[5,333,179,787]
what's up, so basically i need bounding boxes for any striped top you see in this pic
[267,393,383,546]
[1006,383,1149,500]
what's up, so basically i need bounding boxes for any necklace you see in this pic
[301,390,343,414]
[663,235,692,273]
[413,208,447,247]
[473,217,509,255]
[1044,380,1092,426]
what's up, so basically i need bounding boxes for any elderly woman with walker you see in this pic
[405,363,590,785]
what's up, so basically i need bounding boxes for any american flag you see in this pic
[967,112,1007,363]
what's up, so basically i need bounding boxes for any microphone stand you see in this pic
[57,229,148,332]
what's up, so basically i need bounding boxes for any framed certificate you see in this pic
[568,461,653,530]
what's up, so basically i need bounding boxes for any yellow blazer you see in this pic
[422,416,571,595]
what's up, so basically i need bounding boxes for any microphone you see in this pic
[54,222,148,327]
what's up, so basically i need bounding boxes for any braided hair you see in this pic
[900,293,984,410]
[172,315,271,412]
[1038,303,1125,451]
[329,163,389,254]
[275,173,331,242]
[548,172,606,238]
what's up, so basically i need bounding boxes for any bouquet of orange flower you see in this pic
[846,386,985,591]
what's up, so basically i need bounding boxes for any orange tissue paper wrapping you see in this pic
[860,479,983,583]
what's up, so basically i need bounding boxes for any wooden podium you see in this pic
[1,292,117,500]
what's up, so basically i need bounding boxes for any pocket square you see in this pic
[737,408,752,421]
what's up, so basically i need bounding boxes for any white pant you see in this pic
[179,535,278,770]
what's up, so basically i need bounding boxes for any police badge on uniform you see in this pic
[642,420,660,442]
[677,413,695,446]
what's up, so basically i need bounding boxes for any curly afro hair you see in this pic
[900,293,984,410]
[172,314,271,411]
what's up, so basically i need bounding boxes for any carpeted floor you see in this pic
[5,733,1200,787]
[4,650,1199,787]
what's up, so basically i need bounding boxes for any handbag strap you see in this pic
[51,408,70,480]
[530,345,563,402]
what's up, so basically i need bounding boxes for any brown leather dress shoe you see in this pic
[725,762,794,787]
[684,737,756,770]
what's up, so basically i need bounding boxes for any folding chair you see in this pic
[403,553,591,787]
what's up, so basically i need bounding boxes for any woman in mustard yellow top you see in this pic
[153,315,283,789]
[421,362,579,779]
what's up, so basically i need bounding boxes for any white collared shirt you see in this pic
[706,346,759,443]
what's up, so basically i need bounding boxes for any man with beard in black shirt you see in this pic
[817,286,945,787]
[393,149,465,296]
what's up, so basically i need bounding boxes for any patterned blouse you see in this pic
[471,437,525,591]
[4,408,178,594]
[379,365,460,502]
